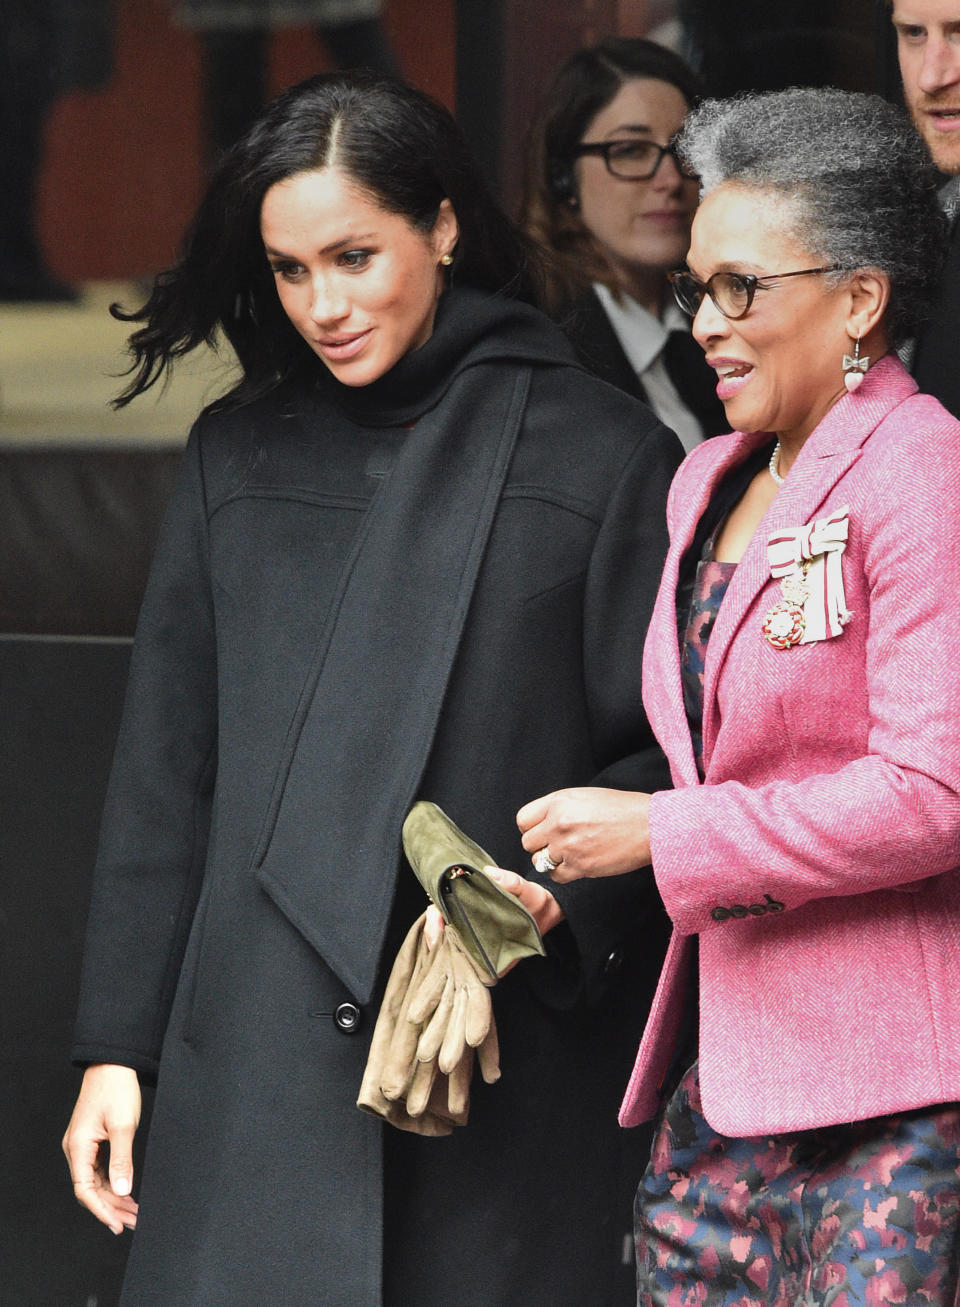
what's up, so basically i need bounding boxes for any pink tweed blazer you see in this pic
[620,354,960,1137]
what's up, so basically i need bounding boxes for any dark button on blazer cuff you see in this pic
[711,893,786,924]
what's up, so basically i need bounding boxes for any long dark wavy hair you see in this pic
[522,38,703,314]
[113,73,543,408]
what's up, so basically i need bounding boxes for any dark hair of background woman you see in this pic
[112,72,543,409]
[522,37,703,314]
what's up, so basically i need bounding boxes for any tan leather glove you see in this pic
[403,926,501,1122]
[437,927,499,1083]
[358,918,501,1134]
[357,914,458,1135]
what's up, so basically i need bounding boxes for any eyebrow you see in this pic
[601,123,655,137]
[893,17,960,31]
[263,231,378,258]
[687,259,753,275]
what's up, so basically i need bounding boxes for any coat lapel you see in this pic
[252,363,530,1004]
[564,290,644,399]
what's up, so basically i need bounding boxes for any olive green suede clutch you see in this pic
[401,801,546,980]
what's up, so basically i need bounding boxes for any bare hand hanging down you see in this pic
[62,1063,141,1235]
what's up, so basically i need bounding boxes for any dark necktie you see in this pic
[661,328,727,438]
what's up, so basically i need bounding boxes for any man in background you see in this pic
[890,1,960,415]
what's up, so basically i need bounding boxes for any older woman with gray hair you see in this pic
[516,87,960,1302]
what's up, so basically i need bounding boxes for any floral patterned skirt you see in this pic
[635,1062,960,1306]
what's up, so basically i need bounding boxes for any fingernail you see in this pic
[483,866,504,881]
[113,1177,131,1197]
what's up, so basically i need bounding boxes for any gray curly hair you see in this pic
[677,87,947,345]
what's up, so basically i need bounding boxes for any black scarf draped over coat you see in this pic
[73,286,683,1306]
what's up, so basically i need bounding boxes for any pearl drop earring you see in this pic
[842,332,869,393]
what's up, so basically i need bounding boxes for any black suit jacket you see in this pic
[558,288,728,439]
[913,212,960,420]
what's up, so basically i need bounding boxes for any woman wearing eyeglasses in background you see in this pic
[522,37,726,452]
[517,87,960,1302]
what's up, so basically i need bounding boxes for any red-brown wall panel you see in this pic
[36,0,455,282]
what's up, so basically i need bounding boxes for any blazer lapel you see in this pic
[645,431,761,787]
[644,548,698,788]
[698,356,917,770]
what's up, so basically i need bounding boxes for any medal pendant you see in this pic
[779,570,809,605]
[762,601,805,650]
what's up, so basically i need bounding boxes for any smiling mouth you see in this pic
[712,361,754,399]
[925,106,960,128]
[316,330,372,359]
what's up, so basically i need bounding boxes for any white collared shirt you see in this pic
[593,283,706,453]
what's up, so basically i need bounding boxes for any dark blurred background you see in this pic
[25,0,897,284]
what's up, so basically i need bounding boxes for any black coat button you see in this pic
[748,903,767,916]
[334,1002,362,1034]
[730,905,748,918]
[710,906,731,922]
[763,894,785,912]
[604,946,624,975]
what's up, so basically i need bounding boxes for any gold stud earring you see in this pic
[440,253,454,267]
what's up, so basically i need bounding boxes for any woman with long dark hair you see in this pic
[62,73,681,1305]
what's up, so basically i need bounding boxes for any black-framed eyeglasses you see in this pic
[571,138,698,181]
[668,265,842,320]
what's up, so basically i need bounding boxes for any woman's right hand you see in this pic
[62,1063,141,1234]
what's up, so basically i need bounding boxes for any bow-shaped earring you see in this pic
[842,332,870,393]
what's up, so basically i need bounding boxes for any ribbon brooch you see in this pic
[762,506,853,650]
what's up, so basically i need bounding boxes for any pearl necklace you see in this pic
[769,440,784,486]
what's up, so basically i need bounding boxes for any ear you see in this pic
[548,161,577,205]
[845,270,890,347]
[433,198,459,261]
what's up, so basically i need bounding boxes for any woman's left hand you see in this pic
[517,787,652,882]
[423,867,565,952]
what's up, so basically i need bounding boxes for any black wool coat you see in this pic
[73,288,683,1306]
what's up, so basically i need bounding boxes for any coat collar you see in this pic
[317,285,579,427]
[664,355,917,776]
